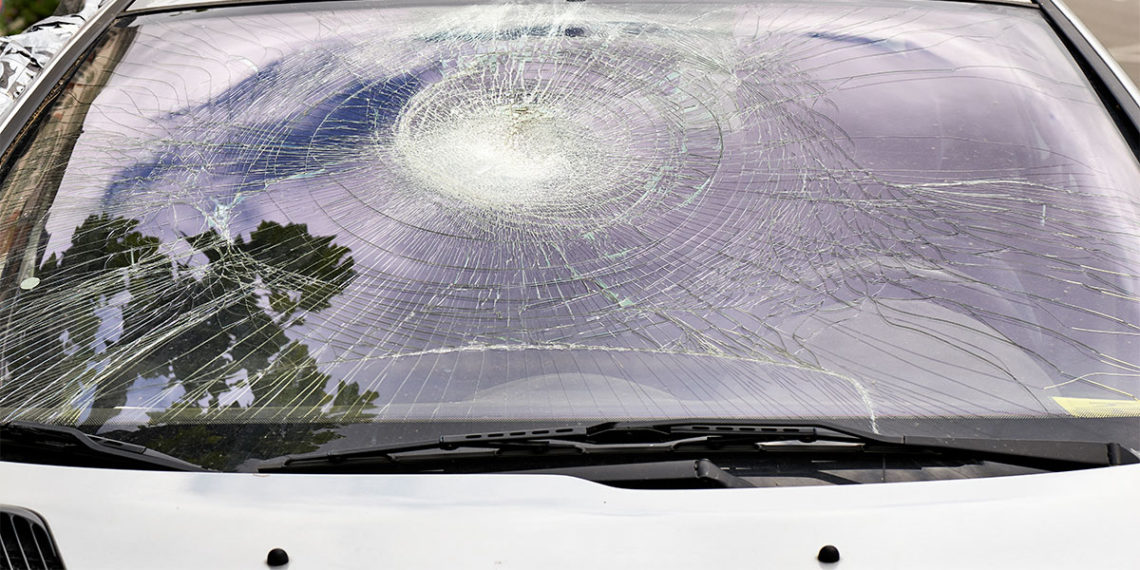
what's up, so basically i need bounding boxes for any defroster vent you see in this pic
[1,507,64,570]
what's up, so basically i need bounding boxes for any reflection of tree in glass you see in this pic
[0,213,374,470]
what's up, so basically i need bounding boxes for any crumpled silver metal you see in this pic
[0,0,102,120]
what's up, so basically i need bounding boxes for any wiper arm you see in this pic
[1,421,207,472]
[258,419,1138,474]
[503,459,755,489]
[644,421,1140,468]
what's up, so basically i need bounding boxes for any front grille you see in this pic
[0,507,65,570]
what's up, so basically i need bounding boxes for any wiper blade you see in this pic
[504,459,755,489]
[0,421,207,472]
[258,419,1138,473]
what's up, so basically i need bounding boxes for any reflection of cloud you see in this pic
[92,290,130,350]
[101,375,182,432]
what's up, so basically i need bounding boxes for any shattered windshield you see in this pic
[2,0,1140,467]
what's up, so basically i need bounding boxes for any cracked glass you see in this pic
[1,0,1139,467]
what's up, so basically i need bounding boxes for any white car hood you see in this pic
[3,461,1139,569]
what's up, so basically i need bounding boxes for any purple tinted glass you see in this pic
[1,0,1139,436]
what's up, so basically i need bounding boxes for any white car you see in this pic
[1,0,1139,567]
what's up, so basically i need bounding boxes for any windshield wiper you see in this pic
[0,421,207,472]
[257,419,1139,474]
[502,458,756,488]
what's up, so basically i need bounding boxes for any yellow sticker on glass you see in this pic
[1053,397,1140,417]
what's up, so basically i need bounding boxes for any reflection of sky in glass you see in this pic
[5,0,1140,431]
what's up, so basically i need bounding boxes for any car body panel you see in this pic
[4,461,1140,569]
